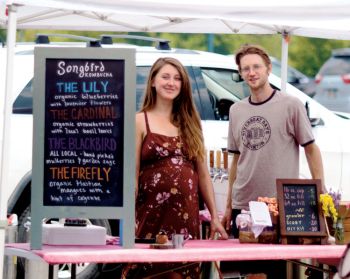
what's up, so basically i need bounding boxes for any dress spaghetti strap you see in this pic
[143,111,151,133]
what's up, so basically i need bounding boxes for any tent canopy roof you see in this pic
[1,0,350,40]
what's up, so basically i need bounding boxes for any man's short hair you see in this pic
[235,44,271,72]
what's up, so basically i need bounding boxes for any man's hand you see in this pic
[221,206,232,233]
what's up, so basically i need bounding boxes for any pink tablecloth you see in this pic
[5,239,346,266]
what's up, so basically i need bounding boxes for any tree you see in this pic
[289,36,350,77]
[0,29,5,43]
[3,29,350,77]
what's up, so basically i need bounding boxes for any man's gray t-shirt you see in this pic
[227,90,314,210]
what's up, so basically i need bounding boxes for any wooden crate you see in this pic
[340,203,350,243]
[345,232,350,243]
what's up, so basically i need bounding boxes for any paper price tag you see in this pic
[249,201,272,227]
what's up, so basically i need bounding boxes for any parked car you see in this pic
[1,35,350,278]
[314,48,350,114]
[270,56,316,98]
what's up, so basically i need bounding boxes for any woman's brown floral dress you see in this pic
[123,111,201,278]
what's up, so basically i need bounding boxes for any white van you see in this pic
[1,35,350,278]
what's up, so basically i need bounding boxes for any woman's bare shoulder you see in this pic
[135,111,144,120]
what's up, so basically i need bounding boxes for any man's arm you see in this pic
[222,153,239,231]
[304,142,326,192]
[196,158,228,240]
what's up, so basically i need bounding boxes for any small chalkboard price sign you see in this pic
[276,179,327,244]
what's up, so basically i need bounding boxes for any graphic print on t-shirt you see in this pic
[241,116,271,150]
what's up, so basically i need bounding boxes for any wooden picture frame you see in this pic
[276,179,327,244]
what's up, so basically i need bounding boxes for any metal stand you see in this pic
[4,225,17,279]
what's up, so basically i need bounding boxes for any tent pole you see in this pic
[281,31,289,93]
[0,4,18,276]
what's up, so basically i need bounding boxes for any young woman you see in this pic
[124,57,227,279]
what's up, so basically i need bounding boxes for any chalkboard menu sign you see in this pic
[44,58,124,207]
[31,47,136,249]
[276,179,326,242]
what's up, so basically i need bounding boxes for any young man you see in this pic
[221,44,325,277]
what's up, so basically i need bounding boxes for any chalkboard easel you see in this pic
[276,179,327,245]
[31,47,136,249]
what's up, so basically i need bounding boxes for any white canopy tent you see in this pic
[1,0,350,36]
[1,0,350,275]
[1,0,350,110]
[1,0,350,105]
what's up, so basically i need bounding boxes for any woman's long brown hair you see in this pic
[141,57,205,161]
